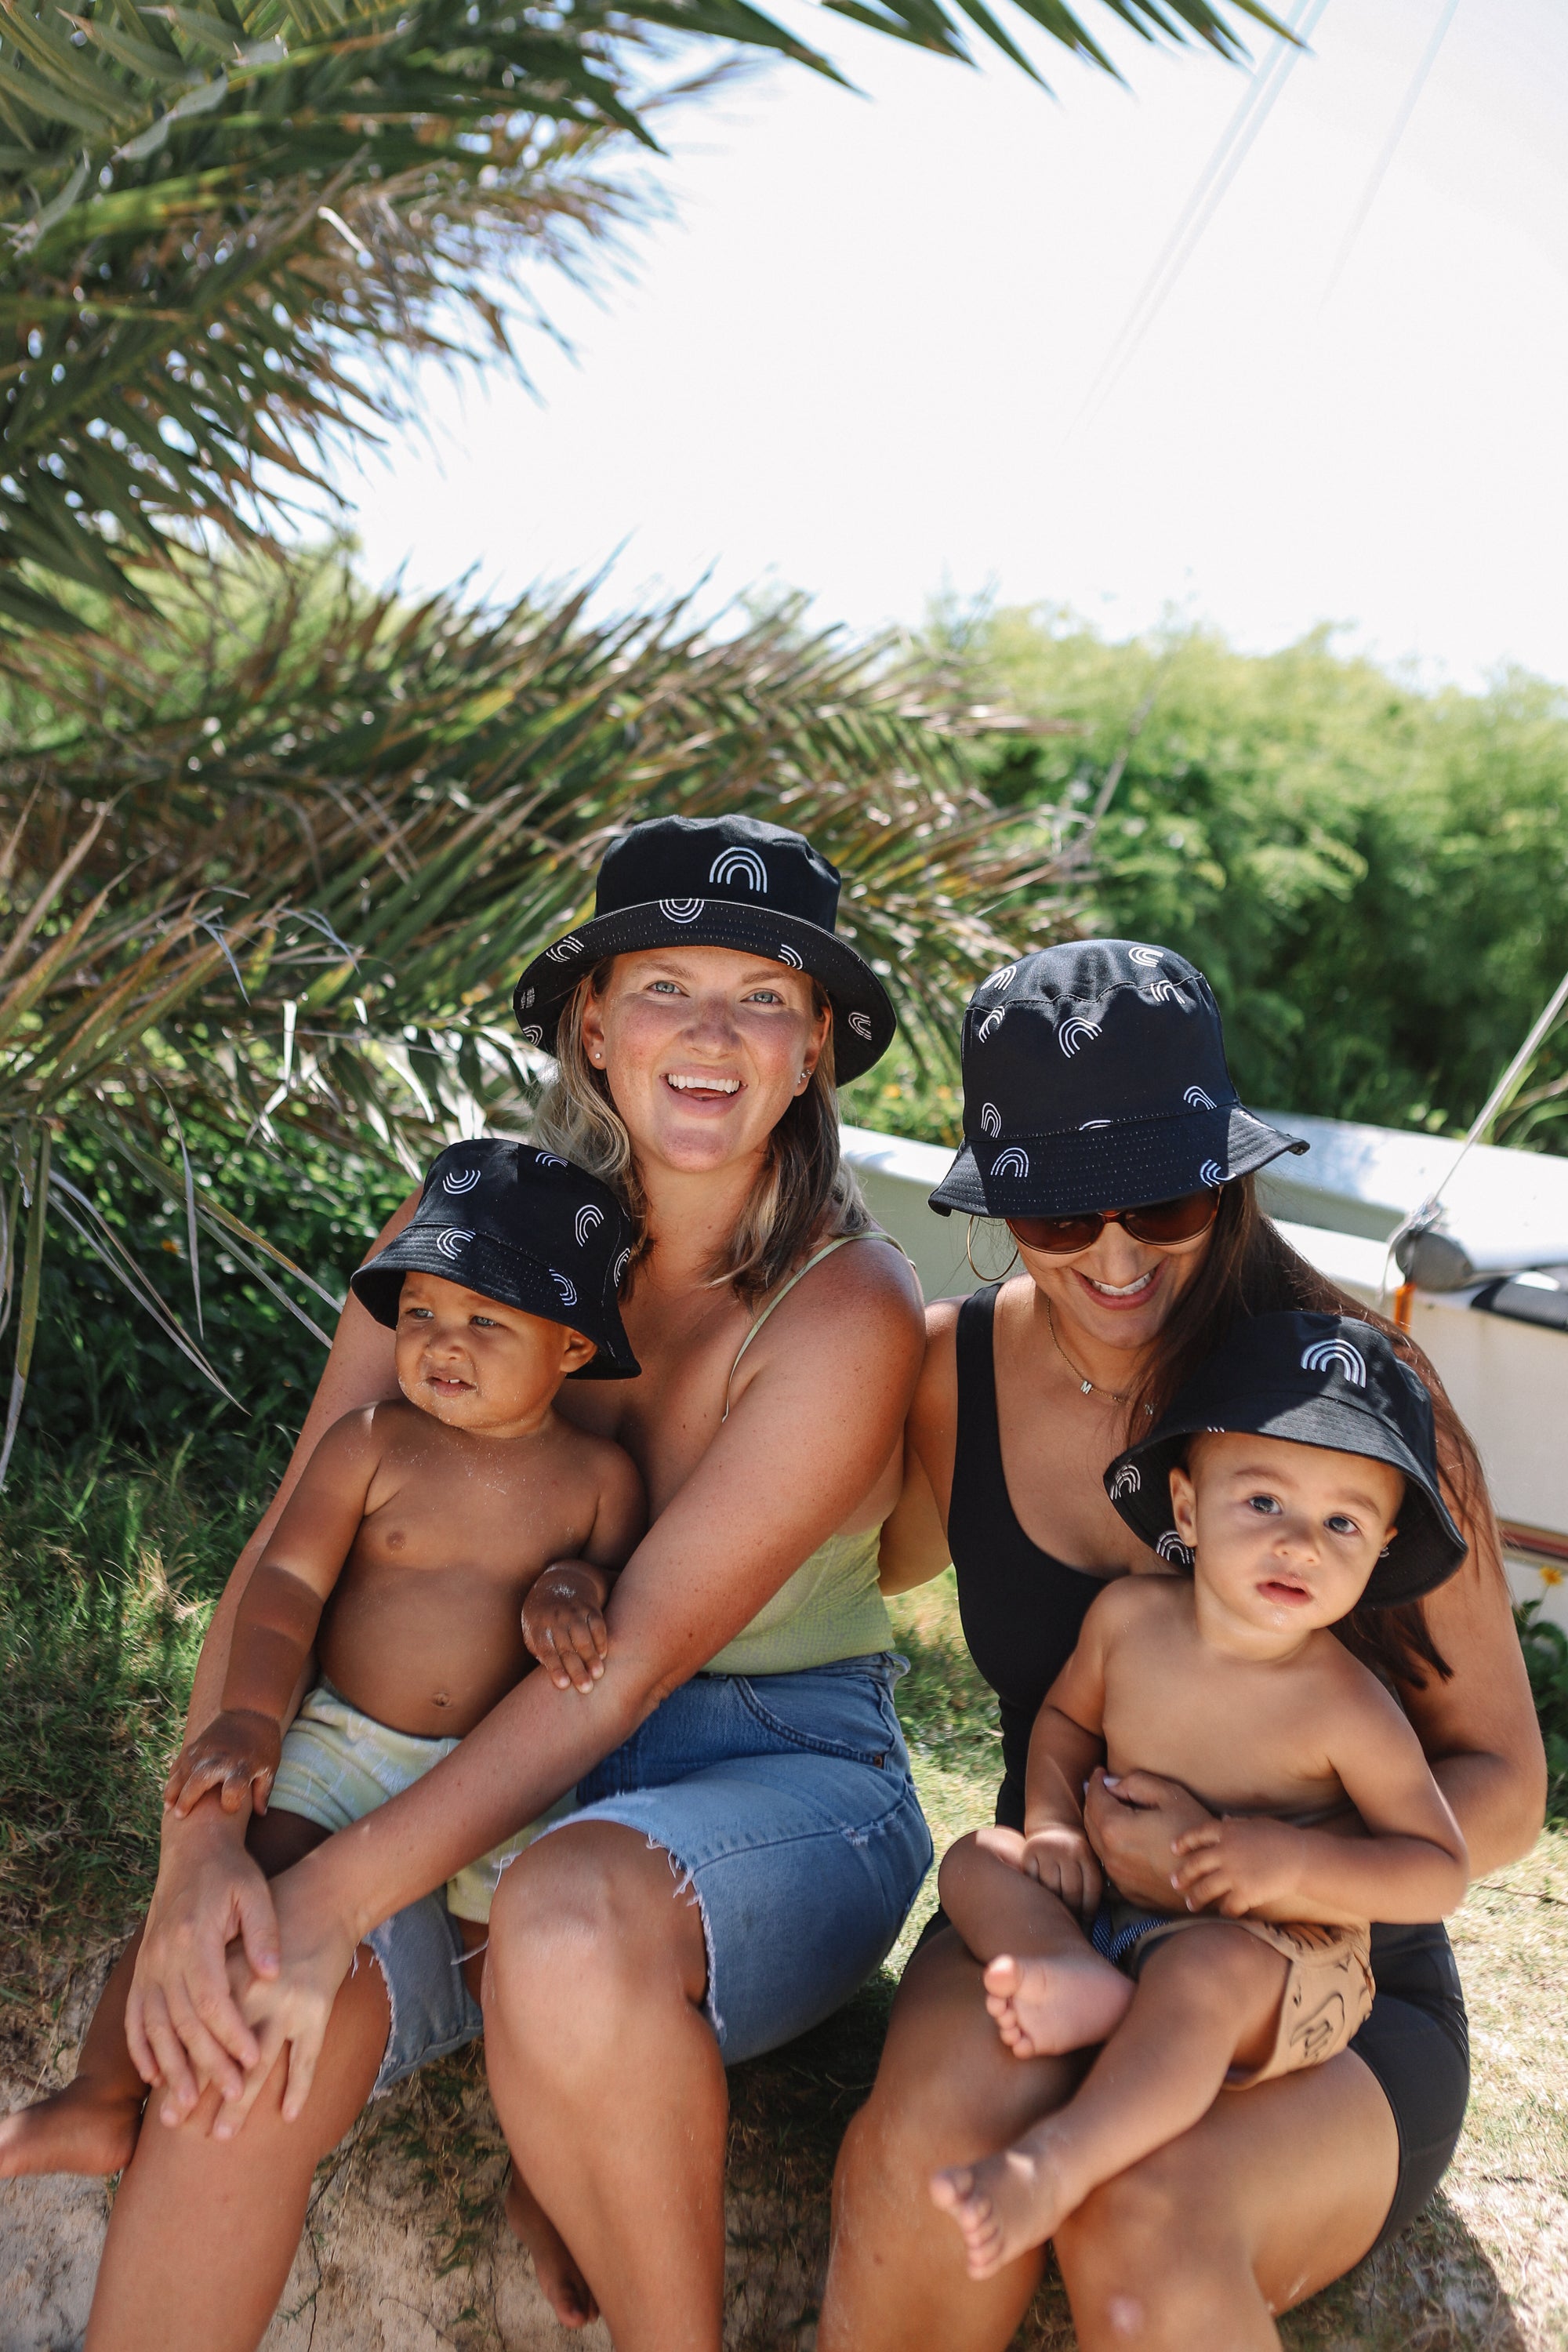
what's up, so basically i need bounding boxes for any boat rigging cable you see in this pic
[1068,0,1328,441]
[1381,961,1568,1306]
[1319,0,1462,312]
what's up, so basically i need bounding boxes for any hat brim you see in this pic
[928,1104,1306,1219]
[350,1233,640,1381]
[1105,1388,1467,1606]
[514,899,895,1083]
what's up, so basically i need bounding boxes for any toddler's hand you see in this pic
[523,1563,610,1694]
[1169,1817,1306,1916]
[163,1711,281,1820]
[1020,1824,1102,1919]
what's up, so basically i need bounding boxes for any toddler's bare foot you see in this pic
[0,2078,144,2180]
[930,2140,1077,2281]
[505,2165,598,2328]
[983,1950,1133,2059]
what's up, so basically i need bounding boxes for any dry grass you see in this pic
[2,1474,1563,2349]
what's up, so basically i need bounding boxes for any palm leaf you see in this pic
[0,0,1284,633]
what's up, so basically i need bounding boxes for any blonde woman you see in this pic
[81,815,933,2352]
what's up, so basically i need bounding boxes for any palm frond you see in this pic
[0,554,1078,1454]
[0,0,1283,632]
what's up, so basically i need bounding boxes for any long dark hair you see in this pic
[1123,1177,1503,1690]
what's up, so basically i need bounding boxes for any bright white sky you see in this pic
[332,0,1568,687]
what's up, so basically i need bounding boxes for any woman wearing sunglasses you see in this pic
[820,938,1544,2352]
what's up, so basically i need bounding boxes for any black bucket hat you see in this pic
[350,1140,640,1380]
[929,939,1307,1220]
[1102,1311,1468,1606]
[512,815,895,1084]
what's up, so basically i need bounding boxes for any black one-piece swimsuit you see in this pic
[938,1284,1470,2250]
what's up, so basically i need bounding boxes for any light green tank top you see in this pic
[700,1233,895,1679]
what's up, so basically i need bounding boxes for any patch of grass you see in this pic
[0,1436,281,1974]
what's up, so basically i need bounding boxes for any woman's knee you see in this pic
[1055,2150,1251,2345]
[485,1824,698,2054]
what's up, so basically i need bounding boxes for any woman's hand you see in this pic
[126,1799,281,2123]
[1081,1767,1216,1907]
[523,1562,612,1694]
[207,1852,364,2139]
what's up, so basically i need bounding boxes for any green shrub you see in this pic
[1517,1600,1568,1822]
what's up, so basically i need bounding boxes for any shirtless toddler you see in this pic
[931,1310,1471,2281]
[0,1140,642,2230]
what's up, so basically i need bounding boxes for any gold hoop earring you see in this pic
[965,1218,1020,1284]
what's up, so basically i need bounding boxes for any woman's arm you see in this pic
[184,1240,930,2126]
[878,1301,960,1596]
[128,1193,416,2114]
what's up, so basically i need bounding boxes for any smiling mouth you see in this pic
[1077,1269,1160,1301]
[665,1073,742,1097]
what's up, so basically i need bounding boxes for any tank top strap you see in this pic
[721,1231,874,1422]
[950,1285,1008,1537]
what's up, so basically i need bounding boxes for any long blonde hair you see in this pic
[534,960,871,1305]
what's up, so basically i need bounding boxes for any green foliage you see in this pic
[0,0,1279,634]
[1517,1600,1568,1822]
[915,603,1568,1149]
[0,552,1075,1457]
[0,1434,281,1955]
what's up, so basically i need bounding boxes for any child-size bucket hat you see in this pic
[928,939,1307,1219]
[512,814,895,1084]
[1102,1310,1467,1606]
[350,1140,640,1379]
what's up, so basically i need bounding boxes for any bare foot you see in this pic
[929,2140,1077,2281]
[504,2165,598,2328]
[0,2078,144,2180]
[982,1950,1133,2059]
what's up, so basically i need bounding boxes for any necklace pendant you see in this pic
[1081,1378,1094,1396]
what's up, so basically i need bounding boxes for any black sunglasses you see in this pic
[1005,1187,1222,1258]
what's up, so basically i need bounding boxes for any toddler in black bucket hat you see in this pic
[927,1311,1469,2281]
[160,1139,645,2136]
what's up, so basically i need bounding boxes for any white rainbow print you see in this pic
[1156,1530,1193,1565]
[1059,1017,1101,1058]
[985,964,1017,992]
[1301,1338,1367,1388]
[659,898,703,924]
[612,1247,632,1287]
[1128,947,1162,967]
[1146,980,1181,1005]
[1080,1119,1111,1131]
[980,1103,1003,1138]
[517,987,535,1009]
[546,935,583,963]
[990,1146,1029,1179]
[848,1011,873,1040]
[519,1025,543,1047]
[976,1008,1005,1041]
[535,1152,568,1170]
[434,1228,475,1261]
[1184,1086,1216,1111]
[709,847,768,892]
[575,1204,604,1247]
[1199,1159,1224,1187]
[1109,1463,1141,1498]
[777,943,804,967]
[551,1270,579,1308]
[442,1167,481,1195]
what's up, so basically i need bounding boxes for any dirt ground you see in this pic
[3,1826,1563,2352]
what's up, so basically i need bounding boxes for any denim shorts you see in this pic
[361,1653,933,2090]
[539,1653,934,2062]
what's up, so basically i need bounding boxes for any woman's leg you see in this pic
[84,1947,394,2352]
[931,1925,1290,2278]
[819,1925,1086,2352]
[1054,2049,1400,2352]
[481,1820,724,2352]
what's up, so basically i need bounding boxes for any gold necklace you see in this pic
[1044,1301,1153,1414]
